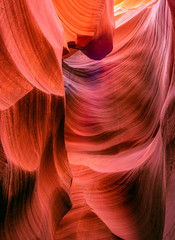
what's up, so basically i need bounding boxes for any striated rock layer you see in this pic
[0,0,175,239]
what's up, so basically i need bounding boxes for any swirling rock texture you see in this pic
[0,0,175,239]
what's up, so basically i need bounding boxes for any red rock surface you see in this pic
[0,0,175,239]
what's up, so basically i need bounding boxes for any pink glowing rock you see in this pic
[0,0,175,239]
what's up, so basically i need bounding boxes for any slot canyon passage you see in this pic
[0,0,175,239]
